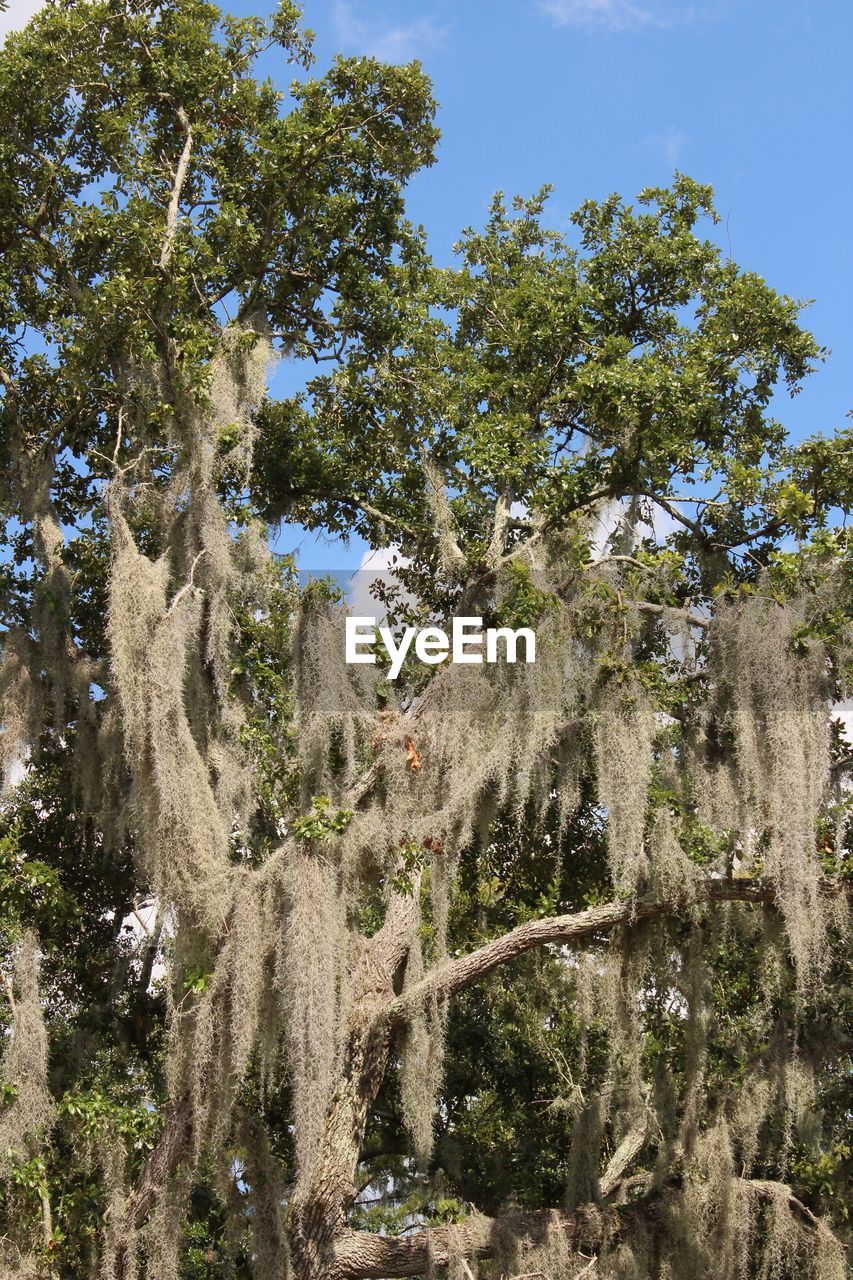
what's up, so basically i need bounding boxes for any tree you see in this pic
[0,3,850,1279]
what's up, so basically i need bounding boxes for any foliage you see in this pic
[0,2,849,1279]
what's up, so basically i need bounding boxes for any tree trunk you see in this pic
[286,881,420,1280]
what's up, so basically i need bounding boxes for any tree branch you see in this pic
[634,600,710,630]
[334,1178,841,1279]
[485,489,514,568]
[159,106,193,271]
[273,486,418,539]
[599,1119,650,1200]
[113,1100,194,1277]
[642,492,707,539]
[127,1101,193,1229]
[385,880,774,1030]
[285,871,423,1273]
[334,1204,625,1278]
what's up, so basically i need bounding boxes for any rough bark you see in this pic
[334,1204,625,1278]
[118,876,824,1280]
[386,878,775,1029]
[285,879,422,1280]
[284,877,776,1280]
[332,1180,837,1279]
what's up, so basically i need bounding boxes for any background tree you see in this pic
[0,3,850,1279]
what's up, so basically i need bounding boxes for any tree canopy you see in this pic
[0,3,849,1279]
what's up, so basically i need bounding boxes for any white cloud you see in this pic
[641,125,687,168]
[348,545,412,619]
[333,1,449,62]
[0,0,46,43]
[539,0,668,30]
[589,496,682,556]
[358,545,407,574]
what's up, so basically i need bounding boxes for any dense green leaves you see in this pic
[254,175,839,612]
[0,2,849,1276]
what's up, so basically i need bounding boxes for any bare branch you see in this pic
[640,491,707,540]
[585,554,652,573]
[335,1178,841,1279]
[486,489,514,568]
[335,1204,623,1278]
[599,1120,649,1199]
[167,549,207,614]
[159,106,193,271]
[386,880,775,1029]
[634,600,710,630]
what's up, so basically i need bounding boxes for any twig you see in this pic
[167,550,207,614]
[585,554,653,573]
[112,406,126,467]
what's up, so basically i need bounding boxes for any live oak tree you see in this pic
[0,3,850,1279]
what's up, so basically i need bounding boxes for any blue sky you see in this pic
[268,0,853,567]
[293,0,852,432]
[3,0,850,571]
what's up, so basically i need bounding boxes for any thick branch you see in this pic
[159,106,193,271]
[334,1179,839,1279]
[285,874,423,1273]
[386,879,774,1029]
[634,599,710,630]
[640,491,708,541]
[599,1119,650,1199]
[113,1101,193,1278]
[335,1204,625,1278]
[108,1100,190,1280]
[127,1100,193,1229]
